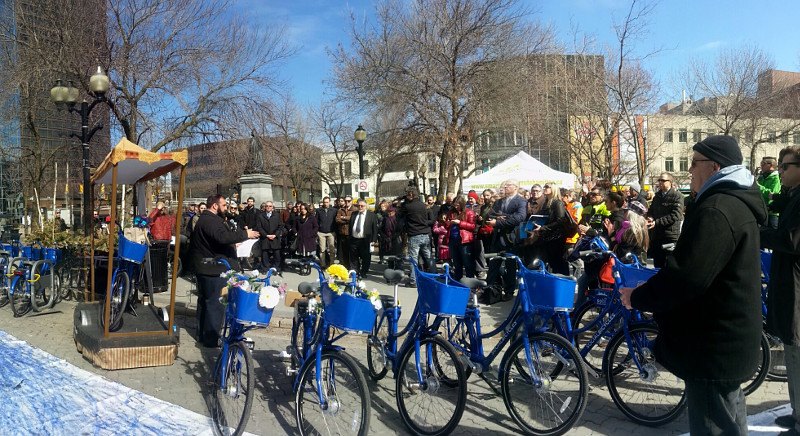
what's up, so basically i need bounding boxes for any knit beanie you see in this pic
[628,181,641,193]
[692,135,742,168]
[468,192,480,203]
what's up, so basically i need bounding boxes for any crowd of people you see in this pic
[160,135,800,435]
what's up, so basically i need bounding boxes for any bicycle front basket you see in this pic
[21,245,42,260]
[522,269,576,311]
[43,247,62,264]
[617,262,658,288]
[416,271,471,316]
[320,283,377,333]
[229,285,274,327]
[119,235,148,264]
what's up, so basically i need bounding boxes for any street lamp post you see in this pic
[50,67,111,236]
[354,125,367,200]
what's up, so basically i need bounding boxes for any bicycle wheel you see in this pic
[436,316,475,380]
[9,276,31,317]
[99,271,130,332]
[0,277,8,308]
[296,350,370,436]
[571,300,615,375]
[605,324,686,426]
[31,265,58,311]
[55,265,69,302]
[211,341,255,436]
[742,331,770,396]
[395,335,466,436]
[366,313,390,381]
[766,331,787,381]
[500,331,588,436]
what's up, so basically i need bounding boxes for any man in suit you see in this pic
[349,198,378,279]
[484,179,528,300]
[256,201,284,274]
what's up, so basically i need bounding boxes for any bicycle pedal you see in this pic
[286,366,298,376]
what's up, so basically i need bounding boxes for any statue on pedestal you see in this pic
[246,130,266,174]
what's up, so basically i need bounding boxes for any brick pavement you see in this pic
[0,266,790,435]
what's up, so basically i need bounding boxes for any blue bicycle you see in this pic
[209,259,278,436]
[8,242,58,316]
[432,253,588,436]
[365,257,472,435]
[288,259,373,436]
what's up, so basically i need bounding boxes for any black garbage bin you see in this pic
[149,241,169,292]
[93,255,109,299]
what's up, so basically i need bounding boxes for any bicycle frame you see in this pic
[436,253,576,383]
[375,257,461,382]
[216,266,278,389]
[550,251,655,377]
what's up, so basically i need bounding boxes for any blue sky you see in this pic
[238,0,800,107]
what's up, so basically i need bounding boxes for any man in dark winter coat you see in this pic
[189,194,259,347]
[397,187,435,286]
[621,136,767,435]
[761,146,800,434]
[256,201,283,273]
[646,172,684,268]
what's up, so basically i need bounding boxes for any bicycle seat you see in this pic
[285,259,302,267]
[0,250,9,257]
[383,268,406,284]
[298,281,316,296]
[385,255,402,263]
[459,277,486,290]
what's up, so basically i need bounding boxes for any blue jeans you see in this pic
[448,239,474,281]
[407,234,434,283]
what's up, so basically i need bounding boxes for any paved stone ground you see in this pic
[0,266,790,435]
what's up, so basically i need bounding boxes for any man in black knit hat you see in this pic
[621,135,767,435]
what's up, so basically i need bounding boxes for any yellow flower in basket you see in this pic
[325,264,350,281]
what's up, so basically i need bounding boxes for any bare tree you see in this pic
[104,0,295,151]
[605,0,660,187]
[680,44,800,172]
[309,99,358,198]
[331,0,551,198]
[0,0,106,223]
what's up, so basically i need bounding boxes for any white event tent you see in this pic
[462,151,577,193]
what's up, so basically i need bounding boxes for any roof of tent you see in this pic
[462,151,576,192]
[91,138,188,185]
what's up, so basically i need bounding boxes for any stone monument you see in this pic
[238,131,274,204]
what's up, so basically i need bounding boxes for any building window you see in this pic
[781,133,789,144]
[794,132,800,144]
[692,129,702,142]
[344,161,352,177]
[664,129,673,143]
[678,129,687,143]
[363,160,369,175]
[679,157,688,172]
[769,132,776,143]
[428,178,437,196]
[665,157,674,172]
[744,157,751,169]
[427,157,437,173]
[328,163,336,177]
